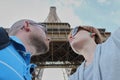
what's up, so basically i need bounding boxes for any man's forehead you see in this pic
[29,22,46,27]
[32,23,47,34]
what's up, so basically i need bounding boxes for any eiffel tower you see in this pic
[44,6,61,22]
[31,6,111,80]
[4,6,110,80]
[31,6,83,68]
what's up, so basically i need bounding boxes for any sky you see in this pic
[0,0,119,80]
[42,68,68,80]
[0,0,120,33]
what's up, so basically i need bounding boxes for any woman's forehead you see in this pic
[77,29,90,34]
[78,27,90,32]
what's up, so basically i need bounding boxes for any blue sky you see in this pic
[74,0,120,32]
[50,0,120,32]
[0,0,119,79]
[0,0,120,32]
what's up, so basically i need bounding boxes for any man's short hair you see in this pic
[9,19,37,36]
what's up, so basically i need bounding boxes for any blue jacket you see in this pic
[0,36,36,80]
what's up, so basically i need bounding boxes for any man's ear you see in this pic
[23,21,30,32]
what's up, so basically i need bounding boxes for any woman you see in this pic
[68,26,120,80]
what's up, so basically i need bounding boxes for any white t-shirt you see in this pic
[69,28,120,80]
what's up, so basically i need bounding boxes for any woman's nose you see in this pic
[68,34,73,39]
[68,34,73,41]
[47,37,51,42]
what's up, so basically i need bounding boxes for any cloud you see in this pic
[48,0,84,27]
[0,0,51,28]
[42,68,68,80]
[97,0,120,3]
[59,7,83,27]
[97,0,108,3]
[110,11,120,26]
[0,0,84,28]
[59,0,82,7]
[97,0,111,5]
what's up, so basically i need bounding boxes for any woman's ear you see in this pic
[90,32,96,38]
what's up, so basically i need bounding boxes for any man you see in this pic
[68,26,120,80]
[0,19,50,80]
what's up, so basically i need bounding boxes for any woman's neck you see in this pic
[79,41,97,67]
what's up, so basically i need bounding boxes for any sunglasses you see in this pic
[71,26,91,37]
[29,22,47,34]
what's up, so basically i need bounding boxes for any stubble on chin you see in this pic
[29,35,49,55]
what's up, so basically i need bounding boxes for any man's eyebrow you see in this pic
[28,22,48,33]
[29,22,46,27]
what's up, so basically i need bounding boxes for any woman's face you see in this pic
[68,30,91,54]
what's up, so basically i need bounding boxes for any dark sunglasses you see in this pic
[71,26,80,37]
[71,26,91,37]
[29,22,47,34]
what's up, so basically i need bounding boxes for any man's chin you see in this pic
[35,49,49,56]
[32,52,46,56]
[41,50,49,55]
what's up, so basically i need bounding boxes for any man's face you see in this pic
[29,24,50,55]
[68,30,91,54]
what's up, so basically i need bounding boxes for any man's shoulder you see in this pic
[0,27,11,50]
[10,36,26,51]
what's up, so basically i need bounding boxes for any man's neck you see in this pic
[16,34,35,56]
